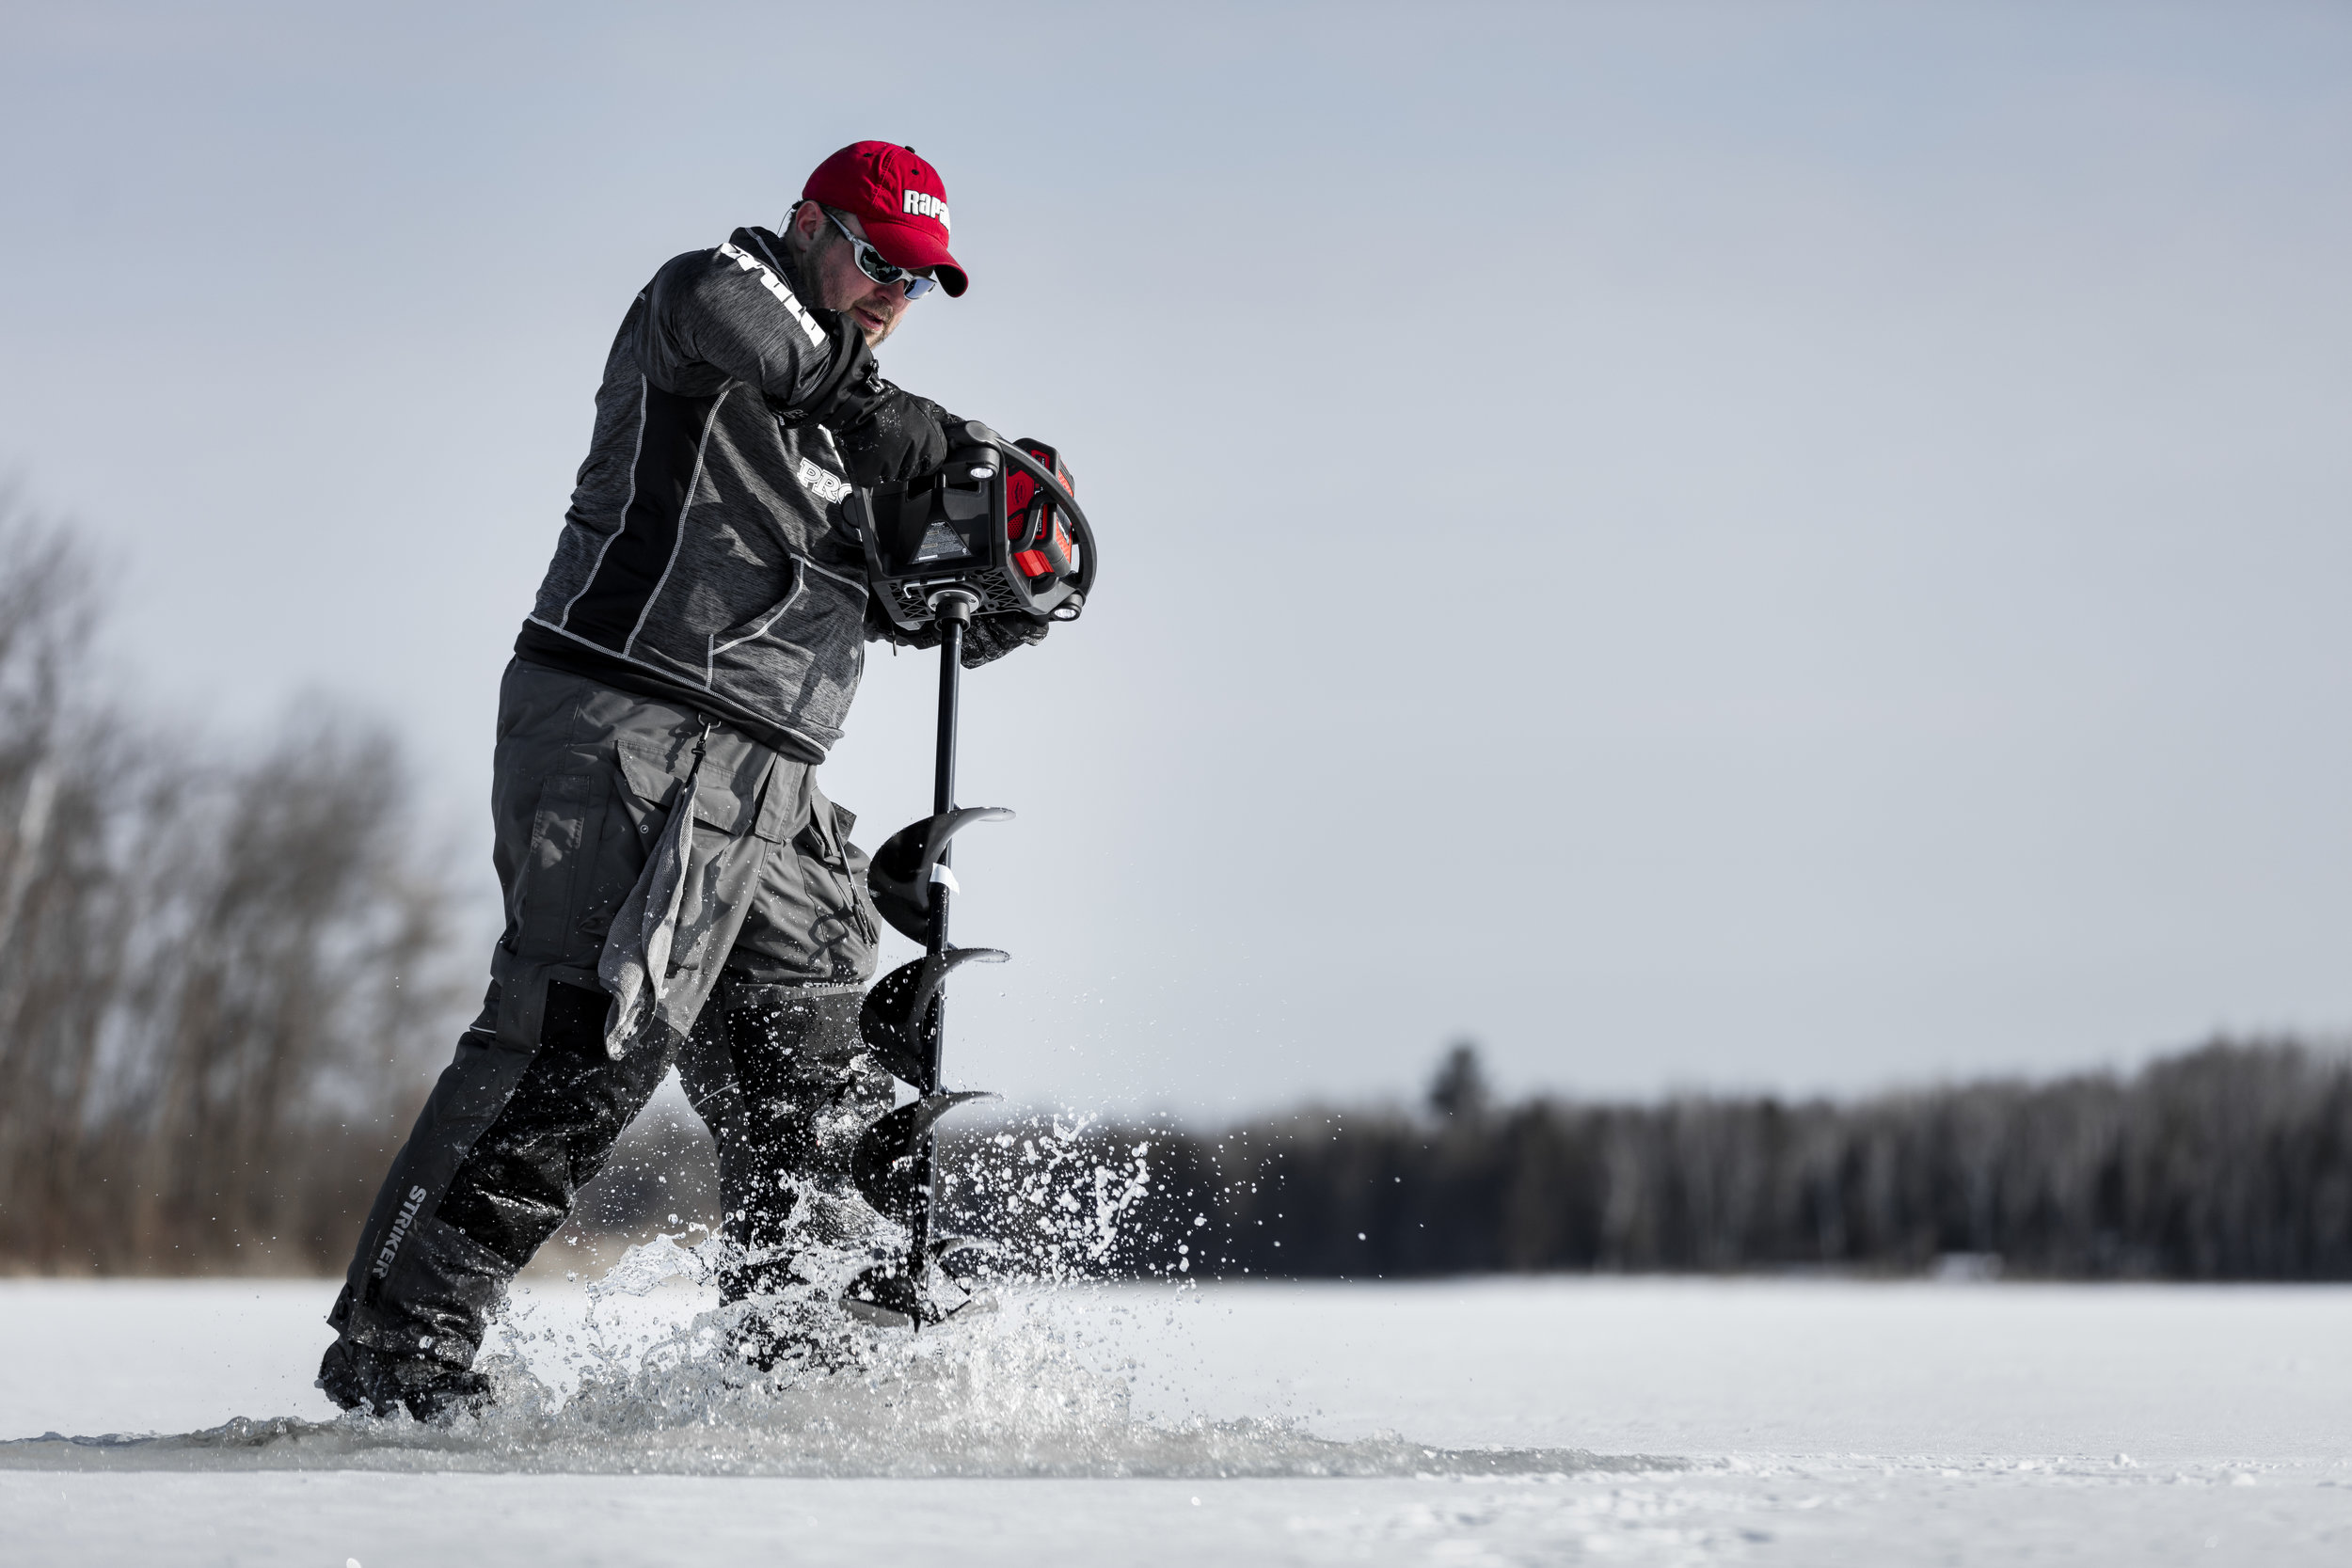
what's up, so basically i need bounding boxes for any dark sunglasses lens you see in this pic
[839,224,934,297]
[859,244,937,298]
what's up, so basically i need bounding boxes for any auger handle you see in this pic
[959,421,1099,618]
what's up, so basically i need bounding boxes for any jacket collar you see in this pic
[736,226,809,296]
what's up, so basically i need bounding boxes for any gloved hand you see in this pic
[772,320,953,486]
[958,612,1048,668]
[865,607,1048,667]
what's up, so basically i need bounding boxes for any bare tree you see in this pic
[0,496,469,1275]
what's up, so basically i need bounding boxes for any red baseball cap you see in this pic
[802,141,967,298]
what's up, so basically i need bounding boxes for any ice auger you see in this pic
[838,424,1096,1327]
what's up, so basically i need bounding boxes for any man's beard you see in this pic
[786,226,896,346]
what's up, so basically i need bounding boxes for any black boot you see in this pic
[317,1337,491,1422]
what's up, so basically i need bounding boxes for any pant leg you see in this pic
[675,771,887,1303]
[676,985,890,1301]
[329,660,791,1370]
[329,981,675,1368]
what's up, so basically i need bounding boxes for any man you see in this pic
[318,142,1045,1419]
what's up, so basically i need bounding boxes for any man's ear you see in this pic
[787,200,823,248]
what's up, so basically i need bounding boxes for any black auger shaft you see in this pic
[929,596,970,963]
[841,427,1096,1333]
[908,587,978,1297]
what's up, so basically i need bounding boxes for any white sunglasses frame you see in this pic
[818,206,939,300]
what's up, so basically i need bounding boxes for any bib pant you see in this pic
[326,659,887,1376]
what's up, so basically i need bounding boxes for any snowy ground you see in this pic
[3,1271,2347,1564]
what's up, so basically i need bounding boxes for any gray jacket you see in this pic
[516,226,948,761]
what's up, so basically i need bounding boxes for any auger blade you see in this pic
[842,1263,929,1329]
[868,806,1014,943]
[850,1089,1000,1228]
[858,947,1008,1086]
[930,1233,1001,1284]
[841,1241,996,1330]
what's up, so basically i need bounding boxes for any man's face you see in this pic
[793,203,919,348]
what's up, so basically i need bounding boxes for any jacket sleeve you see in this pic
[636,242,957,486]
[634,242,852,412]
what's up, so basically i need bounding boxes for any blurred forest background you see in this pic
[4,510,2350,1281]
[0,502,466,1273]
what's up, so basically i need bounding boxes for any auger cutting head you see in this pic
[846,1087,1004,1329]
[846,422,1095,633]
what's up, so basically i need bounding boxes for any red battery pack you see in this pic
[1008,443,1076,582]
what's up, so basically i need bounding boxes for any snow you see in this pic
[4,1273,2348,1563]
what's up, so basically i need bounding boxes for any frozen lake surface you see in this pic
[3,1270,2347,1563]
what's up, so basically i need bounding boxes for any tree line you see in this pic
[943,1037,2352,1283]
[0,499,466,1274]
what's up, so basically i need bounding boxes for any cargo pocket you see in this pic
[833,802,882,951]
[793,779,881,976]
[513,772,607,964]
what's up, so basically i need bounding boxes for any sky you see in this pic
[2,0,2348,1117]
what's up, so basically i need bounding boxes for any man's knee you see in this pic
[432,979,668,1269]
[717,983,888,1176]
[727,983,864,1067]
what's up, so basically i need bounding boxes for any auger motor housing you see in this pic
[846,421,1096,632]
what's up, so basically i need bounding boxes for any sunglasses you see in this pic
[822,208,939,300]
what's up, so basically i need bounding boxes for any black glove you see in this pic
[770,319,954,486]
[959,612,1048,669]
